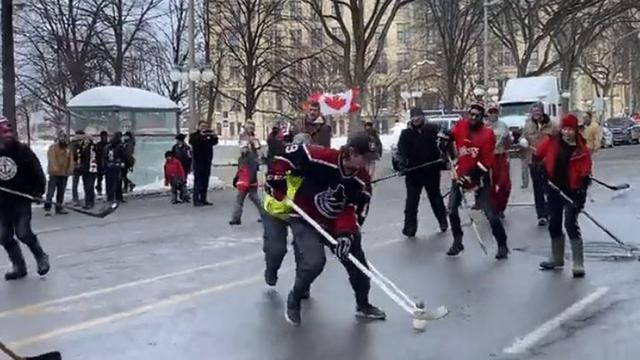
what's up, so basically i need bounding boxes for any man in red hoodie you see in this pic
[536,114,591,278]
[164,150,189,204]
[446,103,509,260]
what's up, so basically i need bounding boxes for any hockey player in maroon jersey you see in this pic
[266,132,386,326]
[446,103,509,260]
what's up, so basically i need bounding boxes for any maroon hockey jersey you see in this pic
[451,118,496,188]
[269,144,371,235]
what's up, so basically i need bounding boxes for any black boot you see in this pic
[3,242,27,281]
[446,236,464,256]
[285,291,302,326]
[495,246,509,260]
[27,240,50,276]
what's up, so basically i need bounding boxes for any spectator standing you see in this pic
[44,133,74,215]
[104,132,127,203]
[189,121,219,207]
[95,131,109,196]
[76,132,99,209]
[70,130,85,206]
[122,131,136,193]
[164,151,189,204]
[583,112,601,154]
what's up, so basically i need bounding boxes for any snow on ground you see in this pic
[330,121,406,150]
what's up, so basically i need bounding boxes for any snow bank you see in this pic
[330,122,406,151]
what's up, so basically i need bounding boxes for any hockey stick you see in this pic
[458,186,489,255]
[546,181,631,249]
[372,159,443,184]
[0,186,119,219]
[589,177,630,191]
[0,340,61,360]
[287,200,448,326]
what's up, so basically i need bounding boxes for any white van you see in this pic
[498,76,561,130]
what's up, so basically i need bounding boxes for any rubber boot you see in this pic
[539,237,565,270]
[3,242,27,281]
[570,238,585,278]
[26,240,50,276]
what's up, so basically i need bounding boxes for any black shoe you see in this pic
[264,269,278,287]
[539,260,564,271]
[181,198,191,203]
[402,228,416,238]
[537,218,548,226]
[203,201,213,206]
[285,291,301,326]
[495,246,509,260]
[35,253,50,276]
[446,241,464,256]
[4,243,27,281]
[355,303,386,320]
[119,199,127,204]
[439,222,448,233]
[193,202,204,207]
[44,210,52,217]
[257,218,263,223]
[56,209,69,215]
[229,220,241,226]
[171,200,179,204]
[82,204,94,210]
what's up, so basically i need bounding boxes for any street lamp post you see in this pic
[483,0,501,87]
[187,0,196,131]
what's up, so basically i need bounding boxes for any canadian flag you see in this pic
[307,88,361,116]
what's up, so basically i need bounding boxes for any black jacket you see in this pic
[95,140,109,171]
[0,141,46,204]
[189,131,219,166]
[396,123,444,178]
[172,143,193,174]
[103,140,127,169]
[266,133,285,161]
[76,141,98,174]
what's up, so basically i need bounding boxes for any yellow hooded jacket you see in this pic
[263,173,303,220]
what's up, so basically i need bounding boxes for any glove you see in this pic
[333,234,353,260]
[574,188,587,211]
[232,175,239,188]
[265,174,287,201]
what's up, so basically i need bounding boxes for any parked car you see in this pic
[604,117,640,145]
[426,114,462,131]
[601,126,614,148]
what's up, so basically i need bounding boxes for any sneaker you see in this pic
[355,303,386,320]
[539,260,564,271]
[285,291,301,326]
[193,202,204,207]
[171,200,179,204]
[56,209,69,215]
[537,218,548,226]
[495,246,509,260]
[446,242,464,257]
[4,266,27,281]
[229,220,241,226]
[264,268,277,287]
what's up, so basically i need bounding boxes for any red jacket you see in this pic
[451,119,496,188]
[536,135,592,190]
[164,157,186,184]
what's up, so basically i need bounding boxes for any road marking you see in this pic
[503,286,609,354]
[6,236,415,348]
[8,274,263,349]
[0,252,263,319]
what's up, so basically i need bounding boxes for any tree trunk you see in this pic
[2,0,16,133]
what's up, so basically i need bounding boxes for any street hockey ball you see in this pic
[413,318,428,332]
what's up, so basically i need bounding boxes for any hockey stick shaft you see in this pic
[589,177,630,191]
[0,341,21,360]
[372,159,443,184]
[546,181,627,247]
[0,186,118,219]
[287,200,416,314]
[459,189,489,255]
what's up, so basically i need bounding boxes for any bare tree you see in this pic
[96,0,163,85]
[210,0,322,123]
[418,0,483,109]
[303,0,416,131]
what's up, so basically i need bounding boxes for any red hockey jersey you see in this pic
[451,118,496,188]
[269,144,371,235]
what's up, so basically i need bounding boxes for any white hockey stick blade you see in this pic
[415,305,449,321]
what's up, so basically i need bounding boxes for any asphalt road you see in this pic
[1,145,639,360]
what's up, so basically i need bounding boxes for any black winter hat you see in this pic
[409,107,424,118]
[176,133,186,141]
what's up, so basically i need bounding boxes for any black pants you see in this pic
[529,164,548,219]
[403,173,447,234]
[96,172,105,194]
[106,166,123,202]
[82,173,96,207]
[263,214,299,273]
[44,175,68,212]
[170,178,189,202]
[193,164,211,204]
[547,190,581,239]
[448,182,507,247]
[289,218,370,306]
[71,170,82,202]
[0,201,45,263]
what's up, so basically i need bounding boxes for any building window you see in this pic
[276,94,284,112]
[497,44,513,67]
[289,0,302,17]
[397,53,410,72]
[376,52,388,74]
[215,97,224,112]
[291,29,302,47]
[396,23,409,44]
[311,28,323,48]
